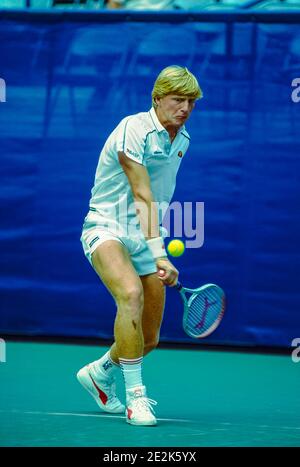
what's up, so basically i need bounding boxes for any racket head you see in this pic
[182,283,225,338]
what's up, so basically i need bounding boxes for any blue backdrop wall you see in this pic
[0,10,300,348]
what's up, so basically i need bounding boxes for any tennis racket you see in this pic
[175,281,225,339]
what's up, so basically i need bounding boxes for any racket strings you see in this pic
[184,288,224,337]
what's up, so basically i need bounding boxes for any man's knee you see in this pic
[116,286,144,313]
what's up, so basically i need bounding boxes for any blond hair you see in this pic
[152,65,202,108]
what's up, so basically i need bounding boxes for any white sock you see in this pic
[119,356,143,391]
[91,350,120,379]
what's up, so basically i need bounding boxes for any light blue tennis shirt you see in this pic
[86,107,190,238]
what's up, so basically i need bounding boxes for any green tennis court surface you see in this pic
[0,341,299,447]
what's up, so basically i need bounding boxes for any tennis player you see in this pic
[77,65,202,426]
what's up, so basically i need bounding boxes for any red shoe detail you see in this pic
[127,408,133,420]
[89,372,108,405]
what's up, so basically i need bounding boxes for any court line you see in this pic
[0,410,194,423]
[2,410,299,431]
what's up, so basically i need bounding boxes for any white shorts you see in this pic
[81,226,158,277]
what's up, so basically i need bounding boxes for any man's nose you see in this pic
[181,100,189,112]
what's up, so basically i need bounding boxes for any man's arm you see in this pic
[118,151,160,240]
[118,151,178,286]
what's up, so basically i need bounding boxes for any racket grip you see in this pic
[175,281,183,291]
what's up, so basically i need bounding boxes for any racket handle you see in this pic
[175,281,183,291]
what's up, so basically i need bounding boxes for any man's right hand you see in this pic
[156,258,179,287]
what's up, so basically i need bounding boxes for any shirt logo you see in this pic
[126,148,140,159]
[178,151,183,158]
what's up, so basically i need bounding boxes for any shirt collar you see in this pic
[149,107,187,136]
[180,127,189,139]
[149,107,166,133]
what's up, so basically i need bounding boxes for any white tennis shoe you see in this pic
[126,385,157,426]
[77,364,125,414]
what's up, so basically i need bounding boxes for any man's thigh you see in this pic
[92,240,143,302]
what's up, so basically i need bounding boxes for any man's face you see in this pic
[155,94,196,128]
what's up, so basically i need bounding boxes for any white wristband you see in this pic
[146,237,167,260]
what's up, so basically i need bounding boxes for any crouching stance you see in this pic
[78,65,202,425]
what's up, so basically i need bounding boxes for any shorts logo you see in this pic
[89,236,99,248]
[178,151,183,158]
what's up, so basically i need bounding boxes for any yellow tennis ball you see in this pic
[167,239,185,257]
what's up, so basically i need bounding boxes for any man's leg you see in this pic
[91,240,145,360]
[141,272,166,355]
[78,239,157,425]
[77,239,144,413]
[110,272,165,359]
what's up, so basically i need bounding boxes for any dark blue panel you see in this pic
[0,13,299,348]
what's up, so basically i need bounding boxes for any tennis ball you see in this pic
[167,239,185,257]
